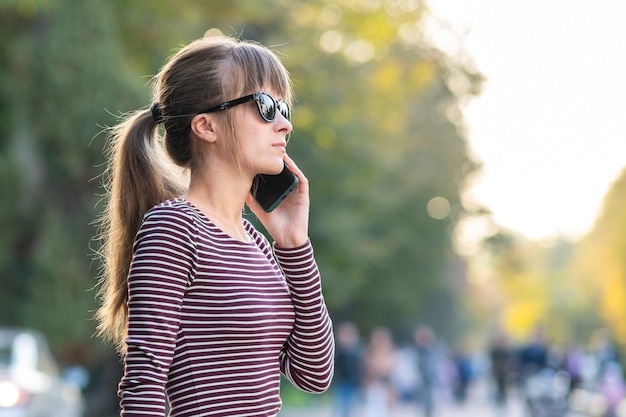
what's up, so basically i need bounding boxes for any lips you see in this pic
[272,141,287,152]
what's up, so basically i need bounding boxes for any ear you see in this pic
[190,114,218,143]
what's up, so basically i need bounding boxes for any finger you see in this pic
[284,155,308,192]
[284,155,299,175]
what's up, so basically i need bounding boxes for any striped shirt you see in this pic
[119,198,334,417]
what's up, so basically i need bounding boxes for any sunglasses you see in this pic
[198,91,290,123]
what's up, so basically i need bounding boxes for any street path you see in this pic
[278,379,587,417]
[279,400,524,417]
[278,380,526,417]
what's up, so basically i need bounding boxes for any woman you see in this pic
[94,33,334,416]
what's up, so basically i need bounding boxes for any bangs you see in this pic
[227,42,293,103]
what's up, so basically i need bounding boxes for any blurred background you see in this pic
[1,0,624,416]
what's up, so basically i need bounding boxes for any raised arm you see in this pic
[275,241,335,392]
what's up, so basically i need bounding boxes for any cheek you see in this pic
[235,134,259,170]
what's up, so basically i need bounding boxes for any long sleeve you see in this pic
[275,240,335,393]
[118,209,197,416]
[117,199,330,416]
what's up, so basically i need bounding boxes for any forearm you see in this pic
[275,240,335,392]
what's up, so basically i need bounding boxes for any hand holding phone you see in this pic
[251,163,299,213]
[247,156,310,248]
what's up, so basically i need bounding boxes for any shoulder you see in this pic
[138,198,200,239]
[144,198,197,224]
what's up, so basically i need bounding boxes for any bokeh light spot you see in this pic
[320,30,343,53]
[343,40,375,64]
[427,196,450,219]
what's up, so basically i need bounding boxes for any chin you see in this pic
[265,160,285,175]
[268,165,284,175]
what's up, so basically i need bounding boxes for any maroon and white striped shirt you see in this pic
[119,198,334,416]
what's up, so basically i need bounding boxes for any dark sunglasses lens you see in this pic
[277,101,290,121]
[257,93,276,122]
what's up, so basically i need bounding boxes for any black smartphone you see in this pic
[251,163,299,213]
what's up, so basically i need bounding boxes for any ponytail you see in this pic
[94,108,187,352]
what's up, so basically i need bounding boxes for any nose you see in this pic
[274,112,292,136]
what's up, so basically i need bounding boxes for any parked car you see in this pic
[0,328,85,417]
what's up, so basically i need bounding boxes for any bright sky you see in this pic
[424,0,626,244]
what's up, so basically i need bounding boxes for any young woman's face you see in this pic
[235,89,292,176]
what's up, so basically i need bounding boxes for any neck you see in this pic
[184,166,252,242]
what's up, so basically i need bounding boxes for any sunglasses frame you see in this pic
[198,91,290,123]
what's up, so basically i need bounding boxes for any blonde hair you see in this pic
[94,34,293,352]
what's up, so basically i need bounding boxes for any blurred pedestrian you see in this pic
[451,345,473,404]
[390,343,420,405]
[413,325,439,417]
[518,325,550,414]
[590,328,619,381]
[363,327,396,417]
[94,33,334,417]
[564,343,585,394]
[519,326,548,379]
[333,322,363,417]
[599,361,626,417]
[489,329,513,406]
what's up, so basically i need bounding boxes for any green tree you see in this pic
[0,0,481,357]
[575,169,626,345]
[470,227,603,345]
[0,0,144,353]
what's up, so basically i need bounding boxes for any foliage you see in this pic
[462,170,626,351]
[0,0,145,354]
[574,169,626,346]
[469,225,607,347]
[0,0,481,360]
